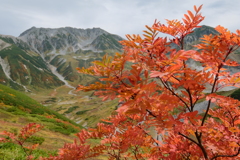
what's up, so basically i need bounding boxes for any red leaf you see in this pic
[150,71,168,78]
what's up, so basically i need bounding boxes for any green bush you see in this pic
[5,107,26,115]
[25,136,45,145]
[76,110,89,115]
[230,88,240,100]
[0,142,57,159]
[49,121,79,135]
[36,115,57,123]
[10,128,18,136]
[6,107,17,112]
[50,127,71,135]
[0,142,18,150]
[64,106,79,114]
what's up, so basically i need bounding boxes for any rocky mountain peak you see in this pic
[18,26,123,54]
[184,25,218,45]
[19,26,37,37]
[19,26,109,39]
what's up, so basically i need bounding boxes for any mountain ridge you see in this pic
[0,27,124,91]
[18,26,123,54]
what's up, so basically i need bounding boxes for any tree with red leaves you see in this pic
[2,5,240,160]
[74,5,240,159]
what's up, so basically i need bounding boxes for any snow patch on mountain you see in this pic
[23,64,27,70]
[0,57,11,79]
[0,57,30,92]
[19,56,44,71]
[0,39,11,50]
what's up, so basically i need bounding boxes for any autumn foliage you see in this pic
[74,5,240,159]
[0,123,44,159]
[1,5,240,159]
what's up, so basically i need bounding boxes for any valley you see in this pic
[27,86,118,128]
[0,26,123,128]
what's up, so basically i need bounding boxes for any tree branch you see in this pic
[159,78,191,112]
[186,88,194,112]
[201,47,233,126]
[178,132,199,146]
[210,147,240,160]
[146,109,157,118]
[195,131,208,159]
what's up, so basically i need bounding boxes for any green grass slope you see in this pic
[0,84,83,159]
[0,84,81,126]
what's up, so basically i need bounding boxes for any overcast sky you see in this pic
[0,0,239,38]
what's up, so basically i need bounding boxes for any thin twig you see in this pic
[210,147,240,160]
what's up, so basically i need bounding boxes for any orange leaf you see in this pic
[184,14,191,22]
[187,10,194,20]
[197,4,203,12]
[150,71,169,78]
[194,5,197,12]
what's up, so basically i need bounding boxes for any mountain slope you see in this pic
[0,27,124,90]
[0,37,64,91]
[0,84,82,127]
[18,27,124,86]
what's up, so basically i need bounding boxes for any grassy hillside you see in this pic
[0,84,84,159]
[0,84,82,126]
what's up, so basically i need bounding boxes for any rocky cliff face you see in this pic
[19,27,123,55]
[0,27,124,91]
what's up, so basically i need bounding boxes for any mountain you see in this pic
[184,25,240,71]
[0,27,124,91]
[184,25,219,45]
[19,27,123,55]
[0,35,64,91]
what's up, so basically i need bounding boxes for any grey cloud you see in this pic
[0,0,240,38]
